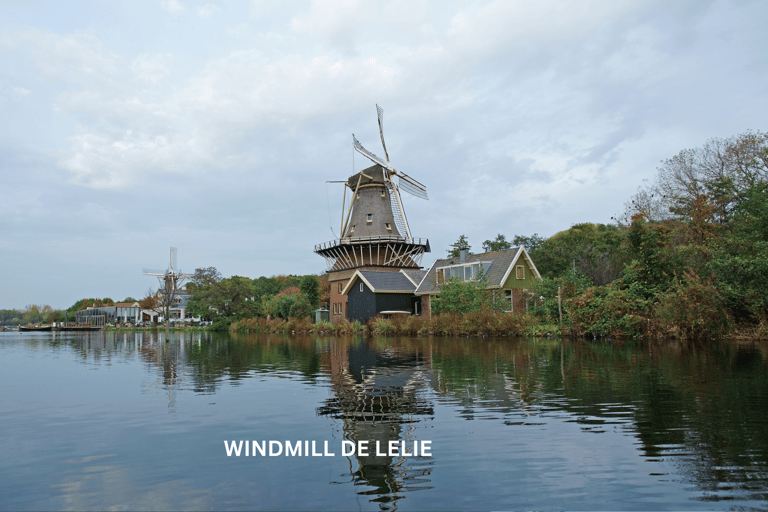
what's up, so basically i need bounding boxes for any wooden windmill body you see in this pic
[316,106,430,322]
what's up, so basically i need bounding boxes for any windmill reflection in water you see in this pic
[317,341,435,504]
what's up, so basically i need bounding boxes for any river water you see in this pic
[1,331,766,510]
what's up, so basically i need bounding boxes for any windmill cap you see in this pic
[347,164,387,188]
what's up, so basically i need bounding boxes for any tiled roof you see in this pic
[415,248,526,295]
[348,270,418,293]
[400,268,427,287]
[114,302,140,308]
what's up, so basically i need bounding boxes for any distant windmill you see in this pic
[143,247,193,324]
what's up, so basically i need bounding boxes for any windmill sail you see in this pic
[170,247,178,274]
[398,173,428,199]
[376,104,390,164]
[387,182,412,241]
[353,135,389,170]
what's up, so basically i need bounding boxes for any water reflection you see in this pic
[317,340,435,506]
[4,331,767,509]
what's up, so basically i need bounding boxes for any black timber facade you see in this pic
[343,270,426,323]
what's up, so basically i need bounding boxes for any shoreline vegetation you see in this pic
[182,131,768,343]
[3,131,767,343]
[8,313,762,342]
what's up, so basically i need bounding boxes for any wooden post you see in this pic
[557,286,563,325]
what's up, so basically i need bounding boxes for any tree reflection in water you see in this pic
[55,330,768,508]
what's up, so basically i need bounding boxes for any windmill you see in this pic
[315,105,430,274]
[143,247,193,323]
[340,105,429,242]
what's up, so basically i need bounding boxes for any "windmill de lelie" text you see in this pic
[224,440,432,457]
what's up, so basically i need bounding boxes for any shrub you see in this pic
[314,319,334,332]
[653,270,732,341]
[285,316,313,333]
[369,317,395,336]
[568,285,651,338]
[210,316,237,331]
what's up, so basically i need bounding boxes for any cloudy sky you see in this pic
[1,0,766,309]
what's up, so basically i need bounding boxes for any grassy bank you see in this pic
[229,312,546,337]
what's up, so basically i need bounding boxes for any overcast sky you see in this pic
[1,0,766,309]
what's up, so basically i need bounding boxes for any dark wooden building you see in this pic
[342,269,427,323]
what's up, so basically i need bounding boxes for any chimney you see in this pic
[459,248,469,263]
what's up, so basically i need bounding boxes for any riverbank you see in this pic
[229,313,561,338]
[48,310,764,342]
[229,311,767,341]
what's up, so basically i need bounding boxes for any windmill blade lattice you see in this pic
[386,182,409,238]
[398,174,429,200]
[170,247,178,274]
[376,104,390,165]
[353,135,389,170]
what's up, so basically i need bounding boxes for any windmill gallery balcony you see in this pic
[315,235,430,271]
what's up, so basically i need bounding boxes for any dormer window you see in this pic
[350,225,355,233]
[437,262,490,284]
[381,190,386,197]
[385,223,392,231]
[367,214,373,223]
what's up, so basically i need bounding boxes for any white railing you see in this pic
[315,236,428,252]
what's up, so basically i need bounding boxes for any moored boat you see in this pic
[19,325,53,332]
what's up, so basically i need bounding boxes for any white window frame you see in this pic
[436,262,487,283]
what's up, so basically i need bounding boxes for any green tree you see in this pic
[262,291,310,319]
[186,267,224,318]
[534,223,627,285]
[512,233,546,253]
[431,278,486,315]
[299,275,320,309]
[708,182,768,320]
[252,276,283,303]
[431,268,505,315]
[447,235,472,258]
[198,276,256,318]
[482,233,511,252]
[289,294,313,319]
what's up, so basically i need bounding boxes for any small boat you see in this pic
[19,325,53,332]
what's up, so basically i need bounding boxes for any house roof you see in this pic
[415,247,541,295]
[342,269,426,294]
[114,302,140,308]
[400,268,428,288]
